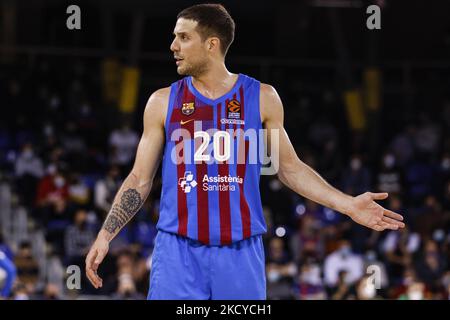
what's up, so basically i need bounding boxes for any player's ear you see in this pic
[207,37,220,53]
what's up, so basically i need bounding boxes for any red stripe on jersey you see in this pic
[218,162,231,245]
[217,102,222,130]
[237,86,250,237]
[218,99,232,245]
[196,161,209,244]
[195,110,210,244]
[232,93,237,132]
[237,140,251,238]
[176,140,188,236]
[176,80,196,236]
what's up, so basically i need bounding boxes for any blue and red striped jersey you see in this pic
[157,73,267,246]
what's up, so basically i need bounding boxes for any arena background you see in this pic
[0,0,449,300]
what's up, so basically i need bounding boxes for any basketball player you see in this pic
[85,4,405,299]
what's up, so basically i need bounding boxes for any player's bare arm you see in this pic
[260,83,405,232]
[85,87,169,289]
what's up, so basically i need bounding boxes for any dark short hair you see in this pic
[177,3,235,56]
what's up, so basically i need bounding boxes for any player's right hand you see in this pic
[85,233,110,289]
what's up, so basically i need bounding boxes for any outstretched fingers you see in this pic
[369,192,389,200]
[382,215,405,228]
[383,209,404,222]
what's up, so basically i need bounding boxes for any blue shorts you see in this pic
[147,230,266,300]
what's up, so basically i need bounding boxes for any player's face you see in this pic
[170,18,209,77]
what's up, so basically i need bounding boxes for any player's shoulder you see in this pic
[259,83,283,122]
[149,87,171,102]
[144,87,171,124]
[260,83,282,104]
[145,86,171,109]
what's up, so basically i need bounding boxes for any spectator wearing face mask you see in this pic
[296,258,326,300]
[414,196,446,237]
[266,237,297,299]
[108,250,146,299]
[390,125,416,167]
[414,240,447,294]
[398,280,428,300]
[11,282,31,300]
[64,209,96,266]
[414,112,441,157]
[324,240,364,289]
[292,210,325,264]
[14,242,39,294]
[330,270,355,300]
[67,173,90,206]
[14,143,44,207]
[382,226,420,285]
[404,153,435,205]
[35,164,69,208]
[40,283,63,300]
[108,121,139,172]
[94,165,122,219]
[356,275,382,300]
[376,152,404,195]
[112,273,145,300]
[341,154,371,196]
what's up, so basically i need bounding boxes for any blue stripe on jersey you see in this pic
[185,138,198,240]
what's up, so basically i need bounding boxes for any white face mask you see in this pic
[22,149,33,160]
[47,164,57,175]
[54,176,65,188]
[361,283,376,299]
[44,124,54,137]
[15,293,29,300]
[350,158,362,170]
[268,270,280,282]
[365,251,376,262]
[339,245,351,256]
[269,179,282,192]
[50,96,60,109]
[384,155,395,168]
[441,158,450,170]
[408,290,423,300]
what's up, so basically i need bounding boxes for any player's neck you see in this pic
[191,65,238,100]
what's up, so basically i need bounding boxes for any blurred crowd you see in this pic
[0,59,449,300]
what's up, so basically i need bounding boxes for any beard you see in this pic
[177,59,209,77]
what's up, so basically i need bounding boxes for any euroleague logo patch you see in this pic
[227,99,241,119]
[181,102,195,116]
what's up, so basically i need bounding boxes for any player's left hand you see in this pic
[346,192,405,231]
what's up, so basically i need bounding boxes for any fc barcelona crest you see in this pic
[181,102,195,116]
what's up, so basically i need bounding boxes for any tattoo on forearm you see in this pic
[102,189,143,234]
